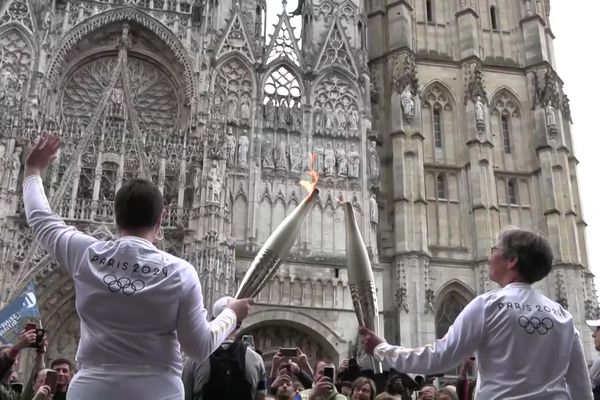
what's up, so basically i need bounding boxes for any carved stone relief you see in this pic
[313,75,359,138]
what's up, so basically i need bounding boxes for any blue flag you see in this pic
[0,282,40,345]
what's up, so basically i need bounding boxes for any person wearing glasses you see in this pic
[360,228,592,399]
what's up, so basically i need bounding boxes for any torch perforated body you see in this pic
[235,188,319,299]
[344,201,383,374]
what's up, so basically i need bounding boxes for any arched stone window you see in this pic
[433,109,442,148]
[501,114,511,153]
[507,178,519,205]
[426,0,434,22]
[436,173,447,199]
[423,82,457,163]
[435,284,473,339]
[490,5,498,30]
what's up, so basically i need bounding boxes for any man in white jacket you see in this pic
[361,228,592,399]
[23,135,253,399]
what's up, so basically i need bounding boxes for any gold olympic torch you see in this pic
[235,157,319,299]
[344,201,383,374]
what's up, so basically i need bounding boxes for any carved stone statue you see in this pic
[262,138,274,169]
[524,0,532,15]
[335,142,347,176]
[367,140,379,179]
[369,193,379,248]
[314,108,324,135]
[238,132,249,167]
[314,142,324,173]
[289,138,302,173]
[8,146,22,192]
[335,108,346,133]
[225,127,236,166]
[240,97,251,124]
[400,85,415,122]
[323,142,336,176]
[546,103,557,127]
[292,106,303,132]
[475,95,485,123]
[207,161,221,202]
[265,101,276,129]
[349,109,359,132]
[0,144,6,185]
[325,106,334,132]
[275,138,288,170]
[347,143,360,178]
[193,166,202,199]
[369,193,378,224]
[227,97,238,123]
[278,105,288,129]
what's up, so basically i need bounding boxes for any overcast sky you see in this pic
[266,1,600,282]
[551,2,600,282]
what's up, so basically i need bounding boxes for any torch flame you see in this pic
[299,152,319,194]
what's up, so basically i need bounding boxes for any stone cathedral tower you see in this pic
[0,0,595,366]
[367,0,597,356]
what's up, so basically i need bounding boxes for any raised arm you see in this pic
[23,136,98,275]
[361,297,485,374]
[176,272,252,362]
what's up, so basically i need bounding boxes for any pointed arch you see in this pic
[0,25,35,98]
[422,80,459,161]
[215,8,256,63]
[422,80,458,110]
[0,0,36,34]
[264,8,302,67]
[314,17,358,76]
[211,54,255,126]
[46,7,196,100]
[262,62,303,109]
[489,86,523,117]
[434,279,475,339]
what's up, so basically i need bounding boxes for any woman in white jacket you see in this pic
[361,228,592,400]
[23,135,253,400]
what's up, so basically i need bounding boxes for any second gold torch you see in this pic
[344,201,383,374]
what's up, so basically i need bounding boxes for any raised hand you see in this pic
[14,328,37,351]
[25,134,60,176]
[226,297,254,323]
[359,326,385,355]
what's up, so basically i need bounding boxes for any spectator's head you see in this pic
[33,368,54,392]
[275,378,296,400]
[313,359,336,382]
[50,358,74,390]
[587,319,600,351]
[386,374,405,395]
[340,381,353,396]
[490,228,553,285]
[417,384,437,400]
[351,376,376,400]
[436,387,458,400]
[114,179,164,240]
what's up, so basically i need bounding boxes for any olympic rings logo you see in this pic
[102,274,145,295]
[518,316,554,335]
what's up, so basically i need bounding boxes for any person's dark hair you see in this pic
[351,377,376,400]
[50,358,74,371]
[387,374,405,395]
[114,179,163,230]
[498,228,553,283]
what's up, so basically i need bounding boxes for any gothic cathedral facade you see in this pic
[0,0,596,366]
